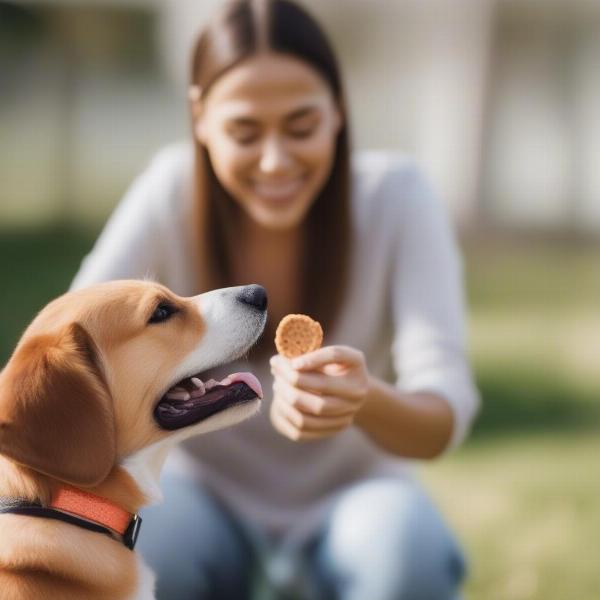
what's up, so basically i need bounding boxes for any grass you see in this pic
[422,431,600,600]
[0,225,96,363]
[421,237,600,600]
[0,226,599,599]
[464,238,600,438]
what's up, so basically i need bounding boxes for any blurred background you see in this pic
[1,0,598,598]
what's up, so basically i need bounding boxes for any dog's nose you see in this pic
[237,285,268,312]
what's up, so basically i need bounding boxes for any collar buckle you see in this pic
[123,513,143,550]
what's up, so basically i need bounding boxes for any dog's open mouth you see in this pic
[154,372,263,430]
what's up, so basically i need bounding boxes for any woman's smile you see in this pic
[250,176,307,203]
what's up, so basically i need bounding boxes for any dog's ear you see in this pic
[0,322,116,487]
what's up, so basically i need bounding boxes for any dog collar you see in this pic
[0,486,142,550]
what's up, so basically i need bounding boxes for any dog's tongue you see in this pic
[220,372,263,399]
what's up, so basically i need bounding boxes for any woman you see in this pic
[71,1,479,598]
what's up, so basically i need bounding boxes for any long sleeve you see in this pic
[388,164,480,450]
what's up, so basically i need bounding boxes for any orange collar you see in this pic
[50,485,140,544]
[0,486,142,550]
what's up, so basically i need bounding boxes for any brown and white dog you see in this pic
[0,280,267,599]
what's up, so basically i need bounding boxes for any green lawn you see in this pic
[0,226,96,364]
[0,227,598,599]
[422,238,600,600]
[422,431,600,600]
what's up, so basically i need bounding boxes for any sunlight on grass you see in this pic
[422,432,600,600]
[471,312,600,387]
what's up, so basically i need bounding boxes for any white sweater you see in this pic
[71,143,479,538]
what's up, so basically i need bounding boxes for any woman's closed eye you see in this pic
[287,114,321,139]
[226,122,261,145]
[287,126,317,139]
[231,126,317,144]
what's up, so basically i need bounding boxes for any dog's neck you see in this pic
[0,455,146,515]
[87,465,147,514]
[121,440,173,506]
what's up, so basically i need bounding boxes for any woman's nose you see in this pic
[259,135,292,174]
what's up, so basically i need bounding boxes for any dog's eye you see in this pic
[149,302,178,324]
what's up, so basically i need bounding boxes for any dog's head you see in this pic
[0,281,267,490]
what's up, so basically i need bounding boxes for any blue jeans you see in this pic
[138,475,466,600]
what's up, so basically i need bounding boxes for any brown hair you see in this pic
[189,0,351,346]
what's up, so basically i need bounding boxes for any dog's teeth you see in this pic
[191,377,205,392]
[205,379,218,390]
[190,377,205,396]
[166,390,191,401]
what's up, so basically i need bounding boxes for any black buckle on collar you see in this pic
[123,513,143,550]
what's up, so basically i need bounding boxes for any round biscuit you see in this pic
[275,314,323,358]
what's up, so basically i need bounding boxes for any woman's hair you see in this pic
[189,0,351,344]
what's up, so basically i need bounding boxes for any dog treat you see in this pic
[275,314,323,358]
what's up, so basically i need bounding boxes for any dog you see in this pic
[0,280,267,599]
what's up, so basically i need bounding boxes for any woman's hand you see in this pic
[269,345,371,441]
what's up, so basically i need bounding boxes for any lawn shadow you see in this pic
[472,365,600,438]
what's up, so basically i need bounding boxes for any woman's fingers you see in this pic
[270,397,353,441]
[273,378,355,417]
[269,346,371,442]
[274,396,354,431]
[290,345,365,371]
[270,355,362,399]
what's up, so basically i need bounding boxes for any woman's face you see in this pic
[193,52,342,231]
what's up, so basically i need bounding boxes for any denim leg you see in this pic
[136,473,256,600]
[308,478,467,600]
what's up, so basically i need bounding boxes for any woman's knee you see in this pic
[137,474,255,600]
[312,478,466,600]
